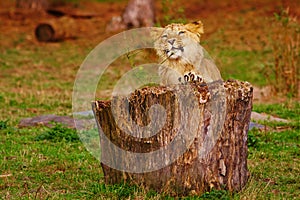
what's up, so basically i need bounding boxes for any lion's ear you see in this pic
[185,20,204,41]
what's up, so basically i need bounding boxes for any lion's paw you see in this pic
[178,71,204,84]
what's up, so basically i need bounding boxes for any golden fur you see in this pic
[153,21,222,85]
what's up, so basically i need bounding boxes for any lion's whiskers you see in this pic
[160,52,174,65]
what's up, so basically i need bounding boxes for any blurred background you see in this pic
[0,0,299,119]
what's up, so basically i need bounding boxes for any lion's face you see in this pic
[154,21,204,62]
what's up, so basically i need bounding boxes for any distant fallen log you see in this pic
[92,80,252,196]
[46,7,100,18]
[35,16,77,42]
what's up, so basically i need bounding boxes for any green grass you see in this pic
[202,33,272,87]
[0,43,86,121]
[1,105,299,199]
[243,102,300,199]
[0,130,103,199]
[245,128,300,199]
[253,102,300,121]
[215,49,268,85]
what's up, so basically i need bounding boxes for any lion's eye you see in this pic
[178,31,185,35]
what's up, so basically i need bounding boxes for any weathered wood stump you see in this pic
[92,79,252,196]
[106,0,155,32]
[35,17,77,42]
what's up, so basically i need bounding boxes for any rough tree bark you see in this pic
[92,80,252,196]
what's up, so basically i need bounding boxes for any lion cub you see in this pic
[154,21,222,85]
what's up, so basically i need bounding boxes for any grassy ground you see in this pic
[1,0,299,199]
[1,104,299,199]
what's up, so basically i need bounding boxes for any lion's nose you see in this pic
[168,39,175,45]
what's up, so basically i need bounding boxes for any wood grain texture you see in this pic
[92,79,252,196]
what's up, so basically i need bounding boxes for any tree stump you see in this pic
[106,0,155,32]
[92,79,252,196]
[35,17,77,42]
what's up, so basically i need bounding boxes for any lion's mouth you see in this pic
[165,47,184,59]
